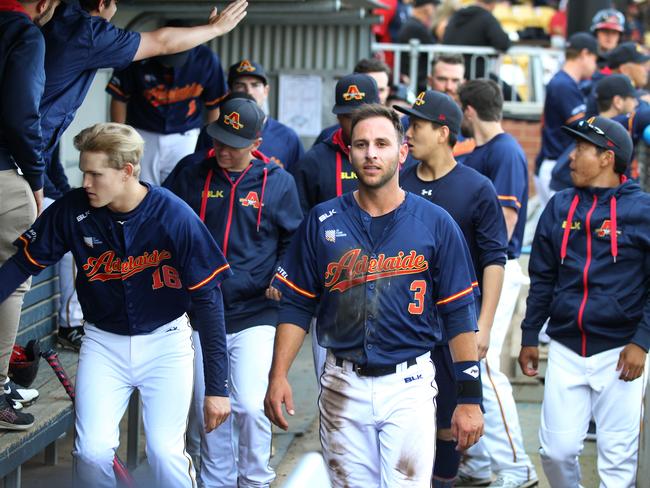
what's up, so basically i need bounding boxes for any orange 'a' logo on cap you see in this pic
[224,112,244,130]
[342,85,365,101]
[236,60,256,73]
[587,116,596,124]
[414,92,426,106]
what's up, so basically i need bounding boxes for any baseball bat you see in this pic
[41,349,136,488]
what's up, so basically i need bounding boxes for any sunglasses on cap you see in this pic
[576,119,619,148]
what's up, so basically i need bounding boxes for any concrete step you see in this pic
[512,376,544,403]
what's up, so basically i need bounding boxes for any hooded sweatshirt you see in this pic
[167,155,303,333]
[290,128,358,215]
[522,179,650,356]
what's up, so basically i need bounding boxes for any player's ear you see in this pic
[252,137,262,151]
[122,162,136,179]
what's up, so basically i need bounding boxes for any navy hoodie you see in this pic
[167,155,303,333]
[522,180,650,356]
[290,128,358,215]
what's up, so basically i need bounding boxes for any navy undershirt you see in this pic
[370,209,397,242]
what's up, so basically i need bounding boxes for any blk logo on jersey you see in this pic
[318,209,336,222]
[414,92,426,106]
[341,171,357,180]
[595,220,621,238]
[239,191,263,209]
[236,59,256,73]
[324,249,429,293]
[342,85,365,101]
[224,112,244,130]
[562,220,581,230]
[202,189,224,198]
[82,250,171,282]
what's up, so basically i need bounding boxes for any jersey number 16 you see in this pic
[151,265,182,290]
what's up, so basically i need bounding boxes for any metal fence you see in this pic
[372,41,564,117]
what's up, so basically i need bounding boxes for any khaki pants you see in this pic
[0,170,36,383]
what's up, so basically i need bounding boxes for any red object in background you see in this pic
[372,0,398,68]
[549,9,567,38]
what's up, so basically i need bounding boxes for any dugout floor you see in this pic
[16,338,598,488]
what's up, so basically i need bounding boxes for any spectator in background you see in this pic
[0,0,60,431]
[607,42,650,92]
[535,32,597,205]
[442,0,510,79]
[397,0,439,93]
[107,26,228,185]
[590,8,625,69]
[625,1,645,44]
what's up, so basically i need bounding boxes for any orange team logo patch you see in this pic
[342,85,365,101]
[324,248,429,293]
[414,92,426,106]
[236,60,256,73]
[239,191,263,209]
[595,220,621,238]
[224,112,244,130]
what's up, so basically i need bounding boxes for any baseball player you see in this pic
[167,98,302,487]
[457,80,537,488]
[0,0,59,430]
[535,32,597,205]
[106,30,228,185]
[0,123,232,488]
[265,103,484,487]
[314,58,392,145]
[193,60,305,171]
[397,90,508,488]
[519,116,648,488]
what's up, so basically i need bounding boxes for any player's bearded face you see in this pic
[80,151,130,209]
[350,116,404,189]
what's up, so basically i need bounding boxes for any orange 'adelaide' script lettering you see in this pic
[324,249,428,293]
[82,250,172,282]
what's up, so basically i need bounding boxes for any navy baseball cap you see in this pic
[228,59,268,87]
[332,74,380,115]
[595,74,636,100]
[607,42,650,69]
[562,116,633,166]
[206,98,265,148]
[393,90,462,136]
[566,32,598,55]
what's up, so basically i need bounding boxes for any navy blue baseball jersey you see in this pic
[536,70,587,169]
[106,45,227,135]
[167,156,303,334]
[40,2,141,160]
[0,185,232,395]
[464,133,528,259]
[400,163,508,296]
[273,192,479,366]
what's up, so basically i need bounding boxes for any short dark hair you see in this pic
[596,97,613,113]
[79,0,114,11]
[458,79,503,121]
[354,58,391,76]
[431,53,464,69]
[350,104,404,142]
[593,146,627,175]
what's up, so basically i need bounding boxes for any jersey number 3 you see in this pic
[408,280,426,315]
[152,265,182,290]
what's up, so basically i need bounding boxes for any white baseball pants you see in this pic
[311,317,327,384]
[137,128,201,186]
[462,259,537,483]
[190,326,276,488]
[73,317,196,488]
[540,340,645,488]
[319,351,437,488]
[535,159,557,207]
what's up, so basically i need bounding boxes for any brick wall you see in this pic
[502,117,541,196]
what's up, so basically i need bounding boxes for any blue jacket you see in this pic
[522,180,650,356]
[166,155,303,333]
[0,6,45,190]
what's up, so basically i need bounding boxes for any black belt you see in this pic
[334,357,418,377]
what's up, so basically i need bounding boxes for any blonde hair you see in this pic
[74,123,144,178]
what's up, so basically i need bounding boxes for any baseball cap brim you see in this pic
[229,73,268,86]
[206,123,256,149]
[393,104,438,123]
[332,104,360,115]
[561,125,610,151]
[594,22,624,33]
